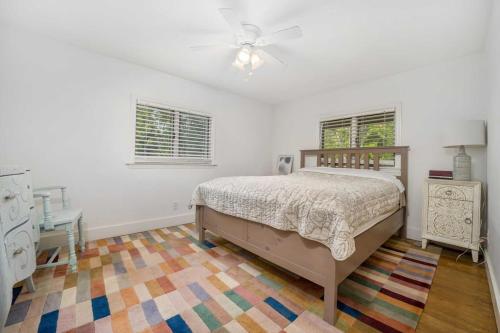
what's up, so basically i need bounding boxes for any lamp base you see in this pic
[453,145,471,181]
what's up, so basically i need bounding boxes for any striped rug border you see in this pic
[336,240,440,333]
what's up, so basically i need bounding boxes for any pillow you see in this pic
[298,167,405,192]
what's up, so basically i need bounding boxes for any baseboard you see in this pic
[86,212,195,240]
[405,225,420,240]
[38,212,195,250]
[484,249,500,332]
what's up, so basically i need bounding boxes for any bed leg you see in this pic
[323,264,337,325]
[323,271,338,325]
[398,208,408,239]
[398,224,407,239]
[199,227,206,242]
[196,205,205,242]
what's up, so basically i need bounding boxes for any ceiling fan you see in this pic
[190,8,303,75]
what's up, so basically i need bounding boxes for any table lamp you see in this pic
[443,120,486,181]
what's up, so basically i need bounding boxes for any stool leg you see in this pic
[78,215,85,252]
[66,224,78,273]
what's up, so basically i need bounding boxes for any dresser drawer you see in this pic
[0,174,30,233]
[426,197,473,244]
[4,221,36,282]
[428,183,474,202]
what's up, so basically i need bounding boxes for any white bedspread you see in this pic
[191,168,404,261]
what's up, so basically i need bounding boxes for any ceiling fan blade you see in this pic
[256,26,302,46]
[218,8,245,37]
[189,44,237,51]
[254,48,286,66]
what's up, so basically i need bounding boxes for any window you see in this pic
[134,100,213,164]
[320,108,397,166]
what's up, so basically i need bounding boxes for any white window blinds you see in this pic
[320,108,397,165]
[134,101,212,164]
[356,111,396,148]
[320,109,396,149]
[320,117,352,149]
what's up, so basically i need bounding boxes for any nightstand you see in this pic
[421,178,482,262]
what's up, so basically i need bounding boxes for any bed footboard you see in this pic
[196,205,340,323]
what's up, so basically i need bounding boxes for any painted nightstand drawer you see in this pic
[428,183,474,201]
[426,197,473,244]
[0,174,30,233]
[4,221,36,282]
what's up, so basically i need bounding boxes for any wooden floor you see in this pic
[417,246,497,333]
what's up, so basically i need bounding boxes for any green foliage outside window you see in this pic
[321,126,351,149]
[135,107,174,157]
[321,112,396,166]
[135,104,211,160]
[178,112,210,158]
[358,121,395,163]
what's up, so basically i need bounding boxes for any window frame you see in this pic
[129,96,216,166]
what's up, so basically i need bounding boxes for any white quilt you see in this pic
[191,168,404,261]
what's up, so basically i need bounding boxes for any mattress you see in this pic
[192,167,404,261]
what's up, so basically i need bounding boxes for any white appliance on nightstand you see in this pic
[0,167,37,328]
[421,178,482,262]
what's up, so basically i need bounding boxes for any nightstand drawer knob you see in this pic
[464,218,472,224]
[13,247,25,256]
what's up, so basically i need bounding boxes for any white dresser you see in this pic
[421,178,482,262]
[0,167,37,328]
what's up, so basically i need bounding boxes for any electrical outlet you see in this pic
[172,201,178,211]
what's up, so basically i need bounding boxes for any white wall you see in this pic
[486,0,500,318]
[0,26,273,239]
[0,25,491,246]
[271,54,488,240]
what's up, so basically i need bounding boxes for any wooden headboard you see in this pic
[300,146,409,193]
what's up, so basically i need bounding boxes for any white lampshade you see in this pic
[442,120,486,148]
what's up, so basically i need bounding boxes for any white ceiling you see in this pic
[0,0,491,104]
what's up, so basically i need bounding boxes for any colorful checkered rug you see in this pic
[3,223,440,333]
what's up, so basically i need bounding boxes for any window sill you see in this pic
[126,161,217,169]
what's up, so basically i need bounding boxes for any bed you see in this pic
[193,146,409,324]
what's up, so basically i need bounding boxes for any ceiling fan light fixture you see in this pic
[251,52,264,70]
[232,58,245,71]
[236,46,251,65]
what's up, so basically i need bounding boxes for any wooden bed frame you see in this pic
[196,146,409,324]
